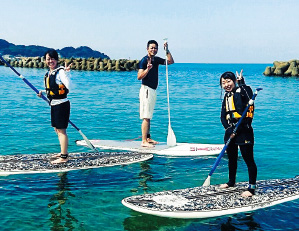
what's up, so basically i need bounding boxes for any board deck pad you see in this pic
[0,152,153,176]
[76,139,224,156]
[122,176,299,219]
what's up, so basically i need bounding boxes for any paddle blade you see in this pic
[203,175,211,186]
[79,130,98,152]
[167,126,176,146]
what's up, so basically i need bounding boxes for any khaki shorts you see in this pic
[139,85,157,119]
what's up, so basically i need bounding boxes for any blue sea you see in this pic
[0,63,298,231]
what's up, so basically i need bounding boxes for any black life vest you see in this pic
[44,67,68,100]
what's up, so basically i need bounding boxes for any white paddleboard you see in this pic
[0,152,153,176]
[76,140,224,156]
[122,176,299,219]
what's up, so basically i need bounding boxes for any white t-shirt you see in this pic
[45,67,72,106]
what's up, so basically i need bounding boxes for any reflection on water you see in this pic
[137,162,152,193]
[123,212,192,231]
[220,214,262,231]
[48,172,78,230]
[123,212,263,231]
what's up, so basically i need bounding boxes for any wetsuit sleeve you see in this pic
[238,83,254,127]
[237,77,252,100]
[240,85,253,102]
[221,96,230,129]
[237,77,246,86]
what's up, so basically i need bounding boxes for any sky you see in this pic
[1,0,298,63]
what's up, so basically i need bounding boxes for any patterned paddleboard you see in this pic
[0,152,153,176]
[122,176,299,218]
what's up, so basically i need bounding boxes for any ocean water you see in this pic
[0,63,298,231]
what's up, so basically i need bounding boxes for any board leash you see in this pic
[124,136,142,141]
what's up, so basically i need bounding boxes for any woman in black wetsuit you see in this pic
[219,70,257,197]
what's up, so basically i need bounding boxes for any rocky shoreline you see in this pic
[263,60,299,77]
[0,56,139,71]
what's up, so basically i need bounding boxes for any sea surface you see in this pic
[0,63,298,231]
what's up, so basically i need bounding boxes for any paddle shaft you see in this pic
[163,39,176,146]
[0,55,98,152]
[207,88,263,177]
[164,44,171,126]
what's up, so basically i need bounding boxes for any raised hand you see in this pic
[147,57,153,70]
[236,69,243,81]
[65,61,72,71]
[164,41,169,52]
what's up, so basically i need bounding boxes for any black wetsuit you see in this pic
[221,79,257,194]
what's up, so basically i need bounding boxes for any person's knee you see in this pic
[56,128,67,135]
[143,118,150,123]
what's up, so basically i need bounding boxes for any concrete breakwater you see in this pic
[0,57,139,71]
[263,60,299,77]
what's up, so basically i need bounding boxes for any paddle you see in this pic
[0,54,98,152]
[203,88,263,186]
[163,38,176,146]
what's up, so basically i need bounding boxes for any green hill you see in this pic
[0,39,110,59]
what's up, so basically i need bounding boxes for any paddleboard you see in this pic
[122,176,299,219]
[0,152,153,176]
[76,140,224,156]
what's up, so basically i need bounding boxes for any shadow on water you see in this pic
[135,162,152,193]
[123,212,192,231]
[131,157,176,194]
[123,211,263,231]
[48,172,78,230]
[218,214,262,231]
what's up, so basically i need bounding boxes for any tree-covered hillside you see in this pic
[0,39,110,59]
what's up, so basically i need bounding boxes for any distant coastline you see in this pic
[0,39,109,59]
[0,39,138,71]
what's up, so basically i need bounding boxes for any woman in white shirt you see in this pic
[39,49,72,164]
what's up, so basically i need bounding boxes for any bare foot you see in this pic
[147,138,159,145]
[51,157,68,164]
[52,153,61,158]
[241,190,254,198]
[220,183,229,189]
[141,141,154,148]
